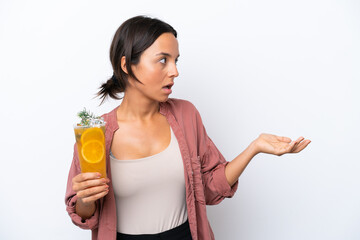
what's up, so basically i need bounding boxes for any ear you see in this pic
[121,56,128,74]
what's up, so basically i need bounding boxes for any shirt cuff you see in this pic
[212,162,238,197]
[66,195,99,230]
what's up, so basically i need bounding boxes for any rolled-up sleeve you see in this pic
[201,136,238,205]
[65,144,100,230]
[193,106,239,205]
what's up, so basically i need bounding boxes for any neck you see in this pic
[117,91,160,122]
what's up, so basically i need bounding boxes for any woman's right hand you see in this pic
[72,172,110,204]
[72,172,110,219]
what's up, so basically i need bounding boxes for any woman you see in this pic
[65,16,311,240]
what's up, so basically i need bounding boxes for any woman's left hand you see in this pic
[253,133,311,156]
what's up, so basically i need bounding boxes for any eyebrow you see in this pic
[156,52,180,59]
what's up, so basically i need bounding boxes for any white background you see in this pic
[1,0,359,239]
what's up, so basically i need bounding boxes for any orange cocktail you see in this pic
[74,124,107,178]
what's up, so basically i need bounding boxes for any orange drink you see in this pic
[74,124,107,178]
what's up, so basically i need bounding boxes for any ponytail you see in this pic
[97,74,126,105]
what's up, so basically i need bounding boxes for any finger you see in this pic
[81,189,110,204]
[276,136,292,143]
[290,138,309,152]
[73,177,108,192]
[73,172,101,184]
[288,136,304,149]
[292,140,311,153]
[77,184,109,199]
[294,136,305,143]
[286,140,298,153]
[275,142,294,156]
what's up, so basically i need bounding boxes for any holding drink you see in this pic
[74,109,107,178]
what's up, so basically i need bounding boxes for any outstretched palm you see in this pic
[255,133,311,156]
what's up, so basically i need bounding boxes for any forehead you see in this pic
[142,33,179,57]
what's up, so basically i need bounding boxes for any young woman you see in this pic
[65,16,311,240]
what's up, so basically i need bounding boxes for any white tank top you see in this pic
[110,126,188,234]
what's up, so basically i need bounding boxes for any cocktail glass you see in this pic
[74,123,106,178]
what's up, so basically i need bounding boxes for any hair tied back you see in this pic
[111,73,119,87]
[96,15,177,104]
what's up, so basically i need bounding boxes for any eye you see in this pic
[159,58,166,64]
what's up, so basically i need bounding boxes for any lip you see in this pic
[163,83,174,88]
[162,82,174,94]
[162,87,172,94]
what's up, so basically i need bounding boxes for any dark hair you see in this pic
[97,15,177,104]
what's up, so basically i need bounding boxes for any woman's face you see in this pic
[126,32,180,102]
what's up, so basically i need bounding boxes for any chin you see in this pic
[159,97,169,103]
[156,94,170,102]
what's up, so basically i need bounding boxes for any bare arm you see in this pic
[225,134,311,186]
[76,199,97,220]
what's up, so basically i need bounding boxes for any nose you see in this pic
[169,62,179,78]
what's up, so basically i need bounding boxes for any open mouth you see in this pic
[163,83,173,89]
